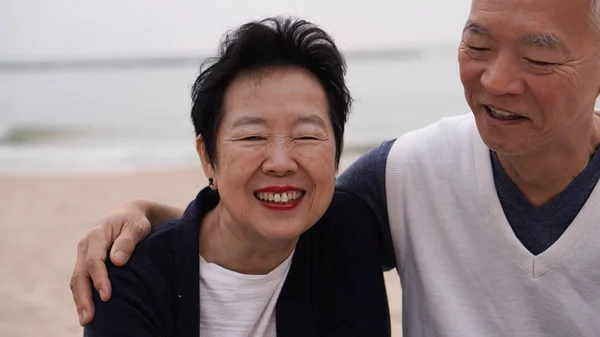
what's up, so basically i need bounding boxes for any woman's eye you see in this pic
[241,136,265,141]
[296,136,319,140]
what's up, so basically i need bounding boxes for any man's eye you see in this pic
[525,58,555,67]
[466,45,489,52]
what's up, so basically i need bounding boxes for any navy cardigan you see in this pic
[84,187,391,336]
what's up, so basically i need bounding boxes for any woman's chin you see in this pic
[253,221,313,243]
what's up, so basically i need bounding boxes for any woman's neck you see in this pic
[198,203,297,275]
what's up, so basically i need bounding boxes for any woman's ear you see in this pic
[196,136,217,189]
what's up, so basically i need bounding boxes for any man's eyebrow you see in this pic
[464,22,489,35]
[463,21,564,50]
[231,116,266,129]
[294,115,328,130]
[521,34,562,49]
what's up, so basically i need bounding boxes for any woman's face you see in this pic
[198,66,337,242]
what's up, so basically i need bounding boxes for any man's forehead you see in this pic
[469,0,593,23]
[470,0,591,10]
[465,0,598,51]
[464,22,563,50]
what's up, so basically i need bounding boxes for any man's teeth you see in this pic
[256,191,303,203]
[488,107,520,118]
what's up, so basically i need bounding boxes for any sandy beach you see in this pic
[0,160,402,336]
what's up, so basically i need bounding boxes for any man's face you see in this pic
[459,0,600,155]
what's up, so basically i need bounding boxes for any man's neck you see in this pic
[496,114,600,207]
[198,204,296,275]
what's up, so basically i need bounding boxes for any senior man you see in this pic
[71,0,600,335]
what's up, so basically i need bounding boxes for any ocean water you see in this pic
[0,46,469,174]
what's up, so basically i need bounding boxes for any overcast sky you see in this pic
[0,0,472,61]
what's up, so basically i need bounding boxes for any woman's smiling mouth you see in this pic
[253,186,306,210]
[254,191,306,203]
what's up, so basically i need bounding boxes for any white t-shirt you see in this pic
[199,252,294,337]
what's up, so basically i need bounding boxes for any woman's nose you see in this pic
[261,138,298,176]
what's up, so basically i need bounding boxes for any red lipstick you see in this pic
[253,186,306,211]
[260,199,302,211]
[254,186,303,193]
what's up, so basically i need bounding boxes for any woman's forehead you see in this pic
[221,68,330,129]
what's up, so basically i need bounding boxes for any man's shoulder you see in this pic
[342,113,476,172]
[402,113,474,146]
[391,113,476,161]
[337,139,395,185]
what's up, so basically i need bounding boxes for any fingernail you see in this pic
[99,289,106,301]
[79,312,84,325]
[82,309,88,323]
[114,250,127,262]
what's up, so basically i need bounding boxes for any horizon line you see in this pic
[0,47,425,73]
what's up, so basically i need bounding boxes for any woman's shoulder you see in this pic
[302,190,378,254]
[106,192,206,295]
[107,218,183,290]
[88,196,207,336]
[323,190,377,230]
[140,218,183,254]
[87,218,186,336]
[126,188,214,277]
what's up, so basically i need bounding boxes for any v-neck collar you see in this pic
[472,126,600,278]
[489,149,600,220]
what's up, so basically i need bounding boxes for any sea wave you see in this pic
[0,124,10,141]
[0,140,198,174]
[0,130,378,175]
[0,125,88,144]
[0,125,198,174]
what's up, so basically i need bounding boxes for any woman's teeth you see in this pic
[255,191,304,203]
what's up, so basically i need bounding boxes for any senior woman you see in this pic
[81,16,390,337]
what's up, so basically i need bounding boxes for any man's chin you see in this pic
[475,121,534,156]
[480,136,533,156]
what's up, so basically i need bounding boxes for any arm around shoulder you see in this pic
[336,139,397,271]
[84,254,172,337]
[323,191,391,337]
[134,199,184,227]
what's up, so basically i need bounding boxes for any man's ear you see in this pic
[196,136,217,189]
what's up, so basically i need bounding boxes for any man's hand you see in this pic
[70,200,152,326]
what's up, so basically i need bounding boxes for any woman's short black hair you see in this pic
[190,16,352,167]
